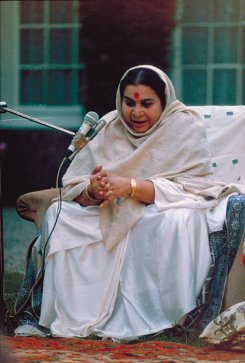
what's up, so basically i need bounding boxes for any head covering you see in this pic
[62,65,243,250]
[115,65,190,145]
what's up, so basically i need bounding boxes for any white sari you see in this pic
[36,65,244,339]
[39,196,211,339]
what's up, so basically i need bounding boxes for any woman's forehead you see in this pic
[123,84,158,99]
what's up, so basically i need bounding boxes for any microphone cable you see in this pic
[15,157,72,317]
[19,116,107,316]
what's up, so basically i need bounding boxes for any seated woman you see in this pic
[14,65,244,340]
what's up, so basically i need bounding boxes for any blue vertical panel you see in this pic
[49,1,73,23]
[20,70,44,104]
[48,70,72,105]
[49,29,73,64]
[183,70,207,105]
[20,0,44,24]
[214,27,238,63]
[213,0,239,22]
[183,27,208,65]
[20,29,44,64]
[242,70,245,104]
[243,26,245,64]
[182,0,210,22]
[213,70,236,104]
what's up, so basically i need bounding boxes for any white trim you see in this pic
[170,0,245,105]
[0,1,19,106]
[169,0,183,99]
[0,0,84,130]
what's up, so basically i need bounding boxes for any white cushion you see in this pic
[199,301,245,348]
[191,106,245,185]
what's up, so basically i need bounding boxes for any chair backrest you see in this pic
[190,106,245,185]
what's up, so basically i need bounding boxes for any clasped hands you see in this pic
[87,165,131,208]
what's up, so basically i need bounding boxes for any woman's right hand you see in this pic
[74,165,108,206]
[88,165,110,201]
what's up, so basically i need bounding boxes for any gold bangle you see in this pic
[84,187,100,204]
[130,178,137,198]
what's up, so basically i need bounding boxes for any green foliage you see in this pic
[4,272,23,314]
[2,272,23,335]
[79,0,176,115]
[117,326,209,347]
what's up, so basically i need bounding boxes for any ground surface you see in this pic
[3,207,36,274]
[1,208,244,362]
[1,336,245,363]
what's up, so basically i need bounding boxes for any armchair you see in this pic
[15,105,245,316]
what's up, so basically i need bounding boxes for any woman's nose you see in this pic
[132,106,143,118]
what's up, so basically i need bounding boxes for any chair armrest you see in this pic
[223,194,245,309]
[16,188,60,229]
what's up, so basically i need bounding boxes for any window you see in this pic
[0,0,84,130]
[171,0,245,105]
[19,0,83,106]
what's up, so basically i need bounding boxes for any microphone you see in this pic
[66,117,106,161]
[66,111,99,157]
[0,101,7,113]
[86,119,106,141]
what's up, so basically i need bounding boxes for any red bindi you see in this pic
[133,92,140,99]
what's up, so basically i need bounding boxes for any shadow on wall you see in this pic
[1,130,71,206]
[79,0,175,115]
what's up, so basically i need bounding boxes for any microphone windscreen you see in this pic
[84,111,99,127]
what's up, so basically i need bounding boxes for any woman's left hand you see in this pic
[99,175,131,208]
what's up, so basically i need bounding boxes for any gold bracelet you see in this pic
[84,187,100,204]
[130,178,137,198]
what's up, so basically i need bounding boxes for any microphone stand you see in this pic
[0,102,75,136]
[0,101,76,322]
[0,159,4,323]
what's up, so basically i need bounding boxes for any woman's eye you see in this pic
[142,102,153,108]
[125,99,135,107]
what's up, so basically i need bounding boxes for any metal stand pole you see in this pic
[0,101,75,136]
[0,160,5,323]
[0,101,75,322]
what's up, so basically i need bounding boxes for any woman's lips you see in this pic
[131,119,147,124]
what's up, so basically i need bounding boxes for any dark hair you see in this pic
[119,68,166,109]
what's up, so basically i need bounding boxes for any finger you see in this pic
[99,199,110,208]
[91,165,103,175]
[97,173,108,181]
[100,181,110,189]
[106,183,111,190]
[103,190,113,200]
[99,190,112,205]
[99,177,108,185]
[98,190,108,198]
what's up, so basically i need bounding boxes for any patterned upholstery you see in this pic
[191,106,245,310]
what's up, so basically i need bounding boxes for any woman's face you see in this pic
[121,84,163,133]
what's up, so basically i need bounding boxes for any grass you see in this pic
[2,271,23,335]
[1,271,208,347]
[4,272,23,312]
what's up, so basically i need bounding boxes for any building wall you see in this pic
[1,0,244,206]
[0,0,175,205]
[170,0,245,105]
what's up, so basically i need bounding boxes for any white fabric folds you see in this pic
[61,65,244,251]
[39,65,245,339]
[39,202,211,339]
